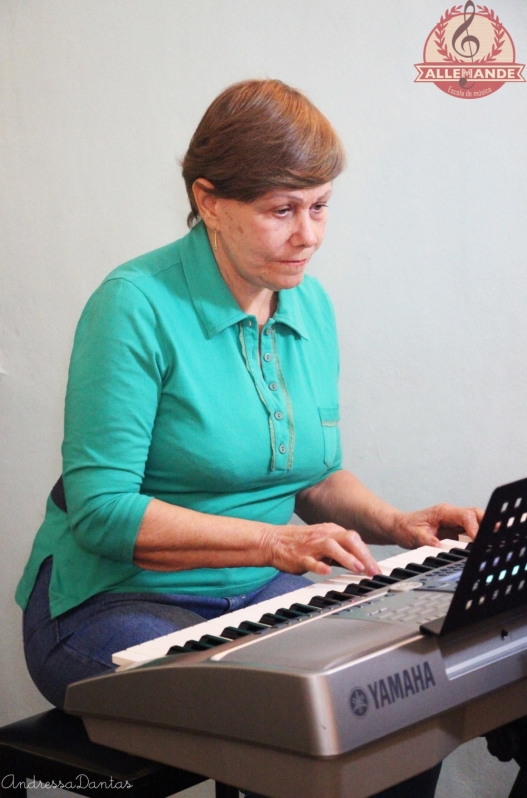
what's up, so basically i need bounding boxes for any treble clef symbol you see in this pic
[452,1,480,87]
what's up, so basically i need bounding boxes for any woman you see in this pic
[17,79,481,798]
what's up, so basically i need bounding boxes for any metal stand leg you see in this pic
[509,767,527,798]
[485,717,527,798]
[215,782,239,798]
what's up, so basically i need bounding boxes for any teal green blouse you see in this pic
[16,222,342,617]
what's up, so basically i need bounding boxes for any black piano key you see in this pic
[238,620,269,633]
[368,574,400,585]
[309,595,342,608]
[324,590,355,603]
[289,602,322,615]
[200,634,231,647]
[167,644,192,655]
[183,639,216,651]
[450,548,468,560]
[344,583,371,596]
[434,551,466,563]
[390,567,424,580]
[466,542,473,551]
[357,578,376,588]
[356,582,378,592]
[359,577,391,590]
[221,626,253,640]
[273,607,305,619]
[342,584,362,596]
[404,562,436,573]
[259,613,289,627]
[423,556,450,568]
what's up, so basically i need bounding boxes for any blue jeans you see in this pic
[23,557,311,709]
[23,559,441,798]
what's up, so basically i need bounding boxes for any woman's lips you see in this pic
[279,259,307,267]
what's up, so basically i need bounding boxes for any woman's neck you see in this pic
[241,288,278,329]
[213,246,278,327]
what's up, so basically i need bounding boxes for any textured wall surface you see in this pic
[1,1,526,795]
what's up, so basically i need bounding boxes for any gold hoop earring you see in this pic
[214,230,218,251]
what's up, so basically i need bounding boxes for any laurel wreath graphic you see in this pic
[434,5,506,64]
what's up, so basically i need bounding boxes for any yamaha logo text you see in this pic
[351,661,436,716]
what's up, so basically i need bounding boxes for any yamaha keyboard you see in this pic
[110,539,469,667]
[66,478,527,798]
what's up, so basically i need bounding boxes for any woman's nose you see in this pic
[290,215,318,248]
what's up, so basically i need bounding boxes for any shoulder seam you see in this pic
[95,274,172,375]
[103,256,182,286]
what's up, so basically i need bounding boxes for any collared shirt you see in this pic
[16,222,342,617]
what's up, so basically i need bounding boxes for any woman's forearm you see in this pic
[295,470,404,545]
[133,495,381,576]
[133,498,272,570]
[295,470,482,550]
[134,472,480,575]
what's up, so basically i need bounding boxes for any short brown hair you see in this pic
[181,79,346,227]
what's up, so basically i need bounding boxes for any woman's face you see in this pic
[214,183,332,294]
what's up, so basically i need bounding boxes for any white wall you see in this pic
[1,1,526,795]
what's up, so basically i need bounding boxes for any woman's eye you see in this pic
[274,207,290,216]
[312,203,328,213]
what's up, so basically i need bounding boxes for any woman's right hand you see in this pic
[261,523,381,577]
[133,498,381,576]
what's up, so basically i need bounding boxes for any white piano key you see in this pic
[112,578,342,666]
[112,539,468,667]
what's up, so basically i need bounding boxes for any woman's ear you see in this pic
[192,179,220,229]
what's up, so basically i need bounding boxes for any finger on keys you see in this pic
[326,536,380,576]
[436,505,483,540]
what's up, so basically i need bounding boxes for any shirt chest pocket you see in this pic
[318,406,340,469]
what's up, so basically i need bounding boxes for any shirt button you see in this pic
[279,444,287,454]
[269,382,278,391]
[247,320,253,327]
[263,353,272,362]
[274,410,284,420]
[264,327,273,336]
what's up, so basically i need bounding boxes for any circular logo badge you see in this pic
[415,3,525,99]
[350,687,369,718]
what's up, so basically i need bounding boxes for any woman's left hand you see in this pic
[393,504,484,550]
